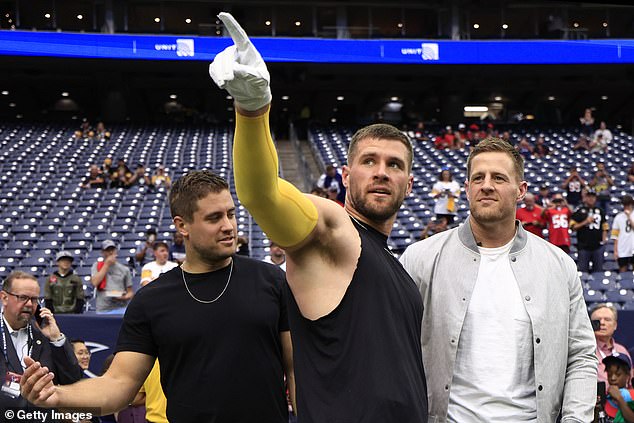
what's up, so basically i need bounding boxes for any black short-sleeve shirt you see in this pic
[572,205,606,250]
[116,255,289,423]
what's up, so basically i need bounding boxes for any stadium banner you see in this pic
[0,30,634,64]
[56,314,123,378]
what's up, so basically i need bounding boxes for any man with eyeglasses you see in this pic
[0,270,82,410]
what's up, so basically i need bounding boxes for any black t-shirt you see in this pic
[565,178,584,205]
[572,205,606,250]
[116,255,289,423]
[287,218,428,423]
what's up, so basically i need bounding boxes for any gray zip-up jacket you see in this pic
[400,219,597,423]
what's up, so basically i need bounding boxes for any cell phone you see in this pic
[591,319,601,331]
[34,304,46,327]
[597,381,606,407]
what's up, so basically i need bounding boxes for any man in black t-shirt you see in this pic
[561,166,586,207]
[20,171,294,423]
[571,190,609,273]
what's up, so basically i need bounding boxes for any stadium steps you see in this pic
[276,138,312,192]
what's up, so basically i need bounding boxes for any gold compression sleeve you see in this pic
[234,109,318,248]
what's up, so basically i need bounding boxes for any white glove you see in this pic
[209,12,272,111]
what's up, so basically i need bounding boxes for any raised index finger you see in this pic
[218,12,250,50]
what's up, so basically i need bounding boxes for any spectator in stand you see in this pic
[516,193,545,238]
[140,241,178,287]
[126,163,152,189]
[413,121,428,141]
[236,236,250,256]
[590,303,633,387]
[589,162,614,213]
[573,134,590,151]
[536,185,552,208]
[101,158,115,186]
[444,126,456,147]
[542,193,572,253]
[90,240,133,314]
[561,166,586,207]
[602,354,634,423]
[95,121,111,141]
[326,186,344,207]
[516,136,534,159]
[419,216,450,240]
[263,241,287,271]
[611,195,634,273]
[44,250,85,314]
[168,231,186,265]
[434,129,453,150]
[589,133,607,154]
[628,162,634,183]
[534,136,550,158]
[80,119,92,138]
[431,169,461,224]
[466,124,480,146]
[135,228,157,266]
[71,339,91,373]
[316,165,345,204]
[570,190,608,273]
[452,129,466,149]
[110,158,131,189]
[580,108,595,136]
[120,168,136,189]
[81,165,107,189]
[590,121,613,153]
[151,165,172,189]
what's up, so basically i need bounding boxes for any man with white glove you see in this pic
[208,13,429,423]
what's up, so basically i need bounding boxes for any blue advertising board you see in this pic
[1,30,634,64]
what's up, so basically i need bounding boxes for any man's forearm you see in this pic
[90,266,109,287]
[55,375,140,415]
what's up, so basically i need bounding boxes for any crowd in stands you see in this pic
[82,157,170,191]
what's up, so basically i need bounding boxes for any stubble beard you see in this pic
[350,188,403,222]
[193,242,235,268]
[470,200,515,227]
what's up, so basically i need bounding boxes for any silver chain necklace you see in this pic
[181,259,233,304]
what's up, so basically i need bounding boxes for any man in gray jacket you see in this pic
[401,137,597,422]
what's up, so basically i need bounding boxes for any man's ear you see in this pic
[341,165,350,189]
[173,216,189,238]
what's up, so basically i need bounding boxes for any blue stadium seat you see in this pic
[583,289,604,303]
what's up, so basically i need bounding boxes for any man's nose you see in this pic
[373,162,389,180]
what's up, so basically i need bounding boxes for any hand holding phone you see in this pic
[34,304,47,327]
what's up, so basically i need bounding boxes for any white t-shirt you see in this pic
[432,180,461,215]
[448,239,537,423]
[611,212,634,258]
[141,260,179,285]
